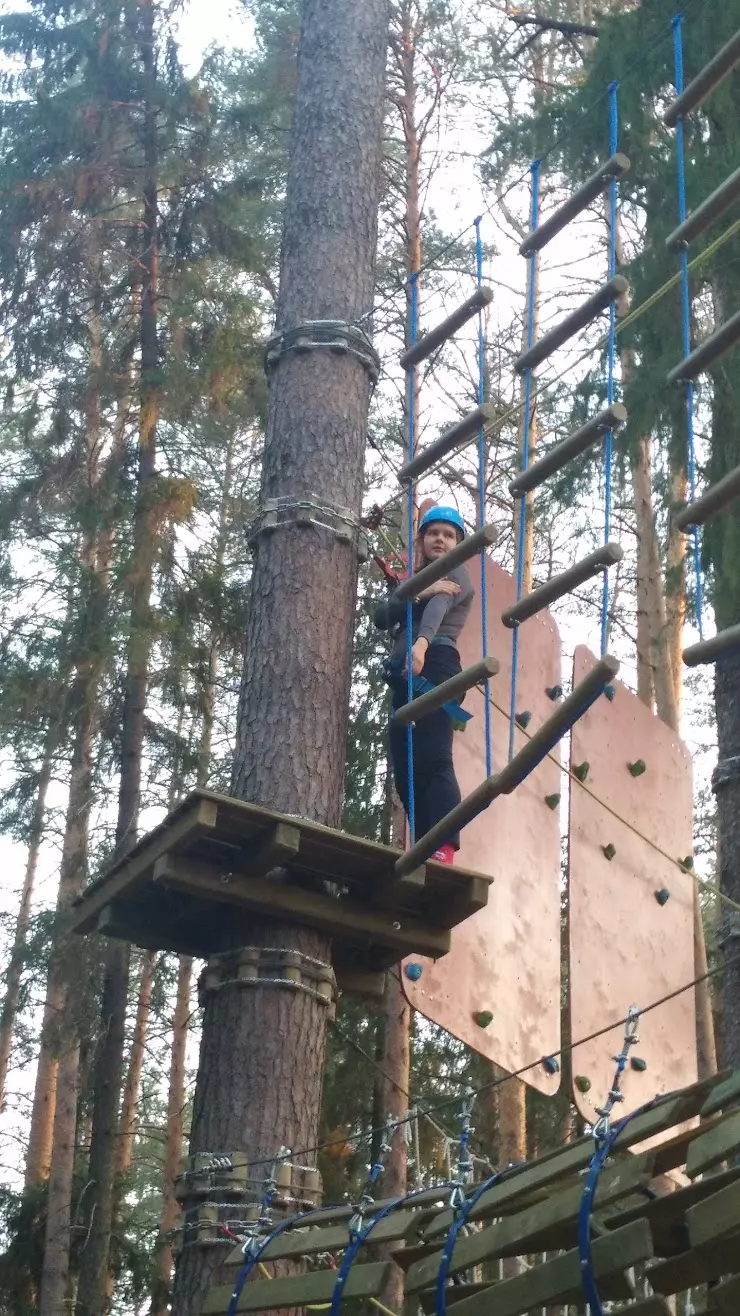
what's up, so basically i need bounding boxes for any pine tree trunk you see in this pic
[77,8,159,1304]
[39,1036,81,1316]
[0,747,53,1112]
[172,3,389,1310]
[665,462,687,720]
[151,954,192,1316]
[116,950,157,1179]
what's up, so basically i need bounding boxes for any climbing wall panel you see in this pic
[402,557,562,1095]
[568,646,696,1122]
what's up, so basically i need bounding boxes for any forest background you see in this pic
[0,0,733,1312]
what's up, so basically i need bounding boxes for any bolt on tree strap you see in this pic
[264,320,381,383]
[198,947,337,1016]
[248,495,370,561]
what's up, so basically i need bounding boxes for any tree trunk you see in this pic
[151,954,193,1316]
[172,2,389,1310]
[115,950,157,1180]
[0,746,53,1111]
[39,1036,82,1316]
[76,7,159,1305]
[665,462,687,720]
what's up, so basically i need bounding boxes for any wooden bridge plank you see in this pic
[700,1067,740,1118]
[688,1175,740,1249]
[686,1107,740,1177]
[202,1260,392,1314]
[220,1209,425,1265]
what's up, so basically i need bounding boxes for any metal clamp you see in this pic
[198,947,338,1019]
[264,320,381,384]
[248,494,370,562]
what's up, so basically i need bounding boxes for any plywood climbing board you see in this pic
[198,1066,740,1316]
[68,789,492,989]
[568,646,696,1122]
[402,558,563,1096]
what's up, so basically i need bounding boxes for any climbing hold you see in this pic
[474,1010,494,1028]
[546,685,563,701]
[603,684,616,701]
[655,888,671,906]
[545,793,561,811]
[405,963,423,981]
[516,710,532,729]
[602,843,616,861]
[573,761,590,782]
[628,759,647,777]
[575,1075,592,1094]
[679,855,694,871]
[543,1056,560,1075]
[631,1057,647,1072]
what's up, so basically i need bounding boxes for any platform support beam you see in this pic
[399,287,494,369]
[515,276,629,374]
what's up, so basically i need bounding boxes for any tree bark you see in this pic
[151,954,192,1316]
[173,3,389,1311]
[115,950,157,1180]
[76,5,159,1305]
[39,1035,82,1316]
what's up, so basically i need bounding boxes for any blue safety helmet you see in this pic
[418,505,465,540]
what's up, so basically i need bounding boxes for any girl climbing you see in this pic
[374,505,474,865]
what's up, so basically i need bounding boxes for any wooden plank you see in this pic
[710,1273,740,1315]
[334,967,386,999]
[610,1300,673,1316]
[443,1220,653,1316]
[419,1270,636,1313]
[221,1210,425,1265]
[202,1260,392,1314]
[405,1154,653,1293]
[96,901,211,958]
[700,1067,740,1118]
[604,1164,740,1255]
[153,855,451,958]
[69,796,219,934]
[688,1176,740,1248]
[646,1231,740,1294]
[686,1107,740,1177]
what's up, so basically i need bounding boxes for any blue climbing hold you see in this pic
[405,963,423,981]
[543,1056,560,1075]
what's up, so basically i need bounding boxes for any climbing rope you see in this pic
[671,13,705,641]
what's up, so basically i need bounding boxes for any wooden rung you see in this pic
[646,1230,740,1295]
[501,543,623,627]
[400,288,494,369]
[667,306,740,384]
[392,657,500,726]
[419,1271,636,1314]
[609,1300,673,1316]
[510,403,627,496]
[709,1273,740,1315]
[664,29,740,127]
[393,525,498,602]
[515,276,629,374]
[222,1209,423,1265]
[405,1154,652,1294]
[443,1219,653,1316]
[688,1174,740,1247]
[686,1107,740,1177]
[398,405,497,483]
[674,463,740,530]
[153,854,451,959]
[520,153,631,255]
[202,1260,393,1314]
[603,1163,740,1256]
[683,623,740,667]
[395,655,619,875]
[667,165,740,249]
[700,1066,740,1118]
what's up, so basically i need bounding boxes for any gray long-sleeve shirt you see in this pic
[374,564,474,662]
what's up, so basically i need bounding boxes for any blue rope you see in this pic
[226,1204,334,1316]
[509,160,540,762]
[406,273,419,839]
[601,82,620,656]
[474,217,493,777]
[435,1171,511,1316]
[330,1183,442,1316]
[672,13,705,640]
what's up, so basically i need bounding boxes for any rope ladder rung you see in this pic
[519,153,630,257]
[398,405,497,484]
[509,404,627,496]
[666,164,740,250]
[664,28,740,127]
[399,287,494,370]
[501,544,623,628]
[392,657,500,728]
[515,276,629,374]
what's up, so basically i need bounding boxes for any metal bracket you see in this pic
[264,319,381,384]
[248,494,370,562]
[198,946,338,1018]
[712,755,740,792]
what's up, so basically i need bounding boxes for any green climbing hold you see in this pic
[602,843,616,861]
[546,685,563,701]
[628,759,647,777]
[655,888,671,906]
[631,1057,647,1072]
[474,1010,494,1029]
[679,855,694,871]
[516,710,532,729]
[575,1075,591,1093]
[545,793,561,811]
[603,684,615,701]
[573,761,590,782]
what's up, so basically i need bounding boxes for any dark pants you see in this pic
[389,643,463,849]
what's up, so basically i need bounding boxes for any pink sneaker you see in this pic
[431,844,455,865]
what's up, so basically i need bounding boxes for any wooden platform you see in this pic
[197,1065,740,1314]
[69,789,492,980]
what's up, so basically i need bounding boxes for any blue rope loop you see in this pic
[510,160,541,762]
[226,1203,334,1316]
[331,1183,443,1316]
[671,13,705,639]
[474,217,493,778]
